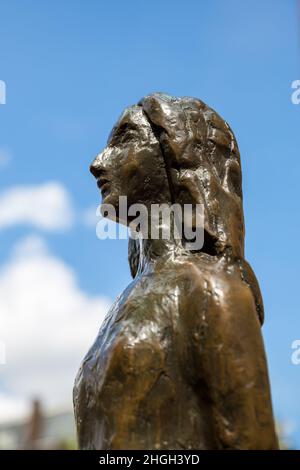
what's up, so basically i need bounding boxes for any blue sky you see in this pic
[0,0,299,448]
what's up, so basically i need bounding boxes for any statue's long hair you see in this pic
[128,93,264,324]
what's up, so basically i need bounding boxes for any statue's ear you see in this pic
[128,237,140,278]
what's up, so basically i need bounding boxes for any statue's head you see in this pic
[91,93,245,259]
[90,93,264,324]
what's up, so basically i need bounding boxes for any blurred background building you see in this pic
[0,400,76,450]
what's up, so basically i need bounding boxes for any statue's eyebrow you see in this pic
[108,121,138,143]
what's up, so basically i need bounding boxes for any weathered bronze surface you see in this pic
[74,93,278,450]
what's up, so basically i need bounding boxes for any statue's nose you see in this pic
[90,153,104,178]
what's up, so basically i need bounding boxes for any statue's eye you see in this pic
[111,123,137,145]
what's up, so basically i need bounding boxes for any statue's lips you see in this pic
[97,177,110,195]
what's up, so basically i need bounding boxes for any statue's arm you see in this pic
[197,281,278,449]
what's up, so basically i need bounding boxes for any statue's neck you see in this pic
[132,215,184,274]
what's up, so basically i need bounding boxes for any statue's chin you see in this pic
[100,192,115,206]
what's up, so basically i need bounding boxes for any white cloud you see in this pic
[0,235,111,422]
[0,182,74,231]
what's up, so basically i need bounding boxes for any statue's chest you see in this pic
[76,283,183,402]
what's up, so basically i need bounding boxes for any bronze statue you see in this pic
[74,93,278,450]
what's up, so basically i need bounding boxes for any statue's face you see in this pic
[90,105,169,221]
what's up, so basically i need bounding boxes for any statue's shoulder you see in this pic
[175,256,260,332]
